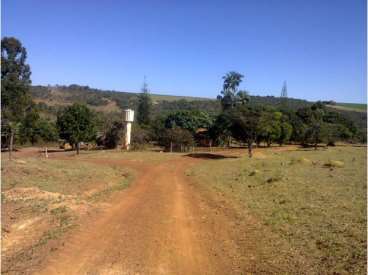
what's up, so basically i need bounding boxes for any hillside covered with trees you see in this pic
[29,82,366,136]
[2,37,366,154]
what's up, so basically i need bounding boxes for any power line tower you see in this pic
[142,75,148,93]
[281,81,288,98]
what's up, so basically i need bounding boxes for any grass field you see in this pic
[1,146,366,273]
[2,157,132,196]
[188,146,367,274]
[151,93,210,102]
[329,103,367,112]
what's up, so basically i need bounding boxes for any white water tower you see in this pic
[122,109,134,150]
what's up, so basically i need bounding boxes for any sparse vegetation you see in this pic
[2,157,132,195]
[1,34,366,274]
[189,146,367,274]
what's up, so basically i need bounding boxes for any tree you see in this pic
[36,119,59,143]
[1,37,32,122]
[278,120,293,146]
[103,121,124,149]
[257,111,282,147]
[19,105,40,145]
[209,112,233,146]
[159,128,195,152]
[303,122,326,149]
[164,110,213,134]
[56,104,97,154]
[227,106,262,158]
[1,37,34,156]
[137,77,152,125]
[286,111,307,143]
[217,71,249,110]
[3,122,21,160]
[131,124,151,149]
[297,103,326,149]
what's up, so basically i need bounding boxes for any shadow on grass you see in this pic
[40,149,69,153]
[185,153,238,160]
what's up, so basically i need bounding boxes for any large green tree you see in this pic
[297,103,327,149]
[208,112,233,146]
[137,78,152,126]
[159,128,194,152]
[257,111,282,147]
[277,119,293,146]
[227,106,262,157]
[1,37,34,157]
[56,104,97,154]
[164,110,213,134]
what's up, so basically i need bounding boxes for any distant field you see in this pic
[328,103,367,112]
[188,146,367,274]
[151,93,211,102]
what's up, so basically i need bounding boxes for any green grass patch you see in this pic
[328,103,367,113]
[336,102,366,110]
[189,146,367,274]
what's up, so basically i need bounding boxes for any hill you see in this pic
[30,84,366,131]
[30,84,312,115]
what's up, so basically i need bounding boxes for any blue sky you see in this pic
[2,0,366,103]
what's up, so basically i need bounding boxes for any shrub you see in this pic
[324,160,344,168]
[103,121,124,149]
[131,125,151,150]
[159,128,195,152]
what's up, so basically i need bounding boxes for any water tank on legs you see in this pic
[122,109,134,150]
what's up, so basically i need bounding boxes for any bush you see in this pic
[324,160,344,168]
[159,128,195,152]
[103,121,124,149]
[131,125,151,150]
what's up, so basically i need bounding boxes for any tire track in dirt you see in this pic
[37,157,242,274]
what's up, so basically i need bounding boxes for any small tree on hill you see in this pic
[56,104,96,154]
[137,77,152,126]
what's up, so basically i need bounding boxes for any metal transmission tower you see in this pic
[281,81,288,98]
[142,75,148,93]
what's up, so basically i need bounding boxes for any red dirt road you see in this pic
[38,157,246,275]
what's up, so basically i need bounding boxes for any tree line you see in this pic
[1,37,365,158]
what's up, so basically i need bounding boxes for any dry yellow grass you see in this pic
[189,146,367,274]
